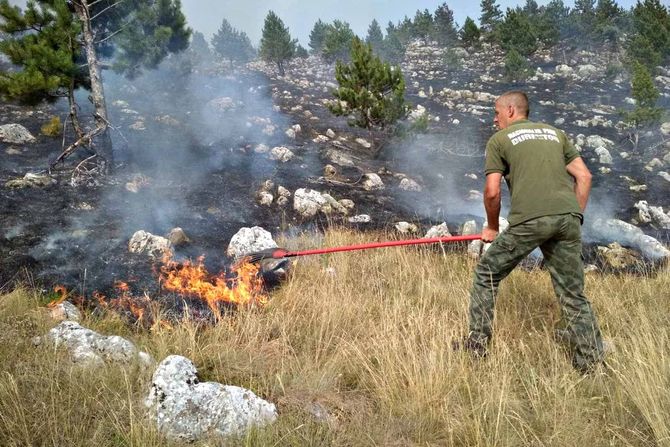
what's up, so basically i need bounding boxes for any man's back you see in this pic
[484,119,581,226]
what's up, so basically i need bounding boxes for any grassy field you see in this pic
[0,229,669,446]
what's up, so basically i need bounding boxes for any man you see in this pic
[464,90,604,373]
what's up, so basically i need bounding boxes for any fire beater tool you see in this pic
[242,234,482,263]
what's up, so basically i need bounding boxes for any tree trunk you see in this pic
[72,0,113,171]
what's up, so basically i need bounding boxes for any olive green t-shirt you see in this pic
[485,119,582,227]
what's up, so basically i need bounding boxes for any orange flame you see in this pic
[160,255,267,316]
[47,285,68,308]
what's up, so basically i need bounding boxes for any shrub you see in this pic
[40,116,62,137]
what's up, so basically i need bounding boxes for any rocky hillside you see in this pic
[0,39,669,290]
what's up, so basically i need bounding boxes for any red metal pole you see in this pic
[282,234,481,258]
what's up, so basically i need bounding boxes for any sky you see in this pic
[9,0,646,46]
[179,0,643,46]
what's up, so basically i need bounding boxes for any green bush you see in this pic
[40,116,62,137]
[504,49,530,81]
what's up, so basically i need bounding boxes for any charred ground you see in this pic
[1,40,669,298]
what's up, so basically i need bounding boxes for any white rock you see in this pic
[577,64,598,78]
[270,146,294,162]
[257,191,274,206]
[424,223,451,238]
[555,64,574,76]
[50,301,81,322]
[293,188,328,218]
[398,177,422,191]
[395,222,418,234]
[312,135,329,143]
[660,122,670,136]
[355,137,372,149]
[586,135,614,149]
[0,124,36,144]
[595,147,613,164]
[326,129,336,138]
[48,321,153,367]
[634,201,670,229]
[468,218,509,258]
[145,355,277,442]
[658,171,670,182]
[462,220,478,235]
[226,226,277,258]
[348,214,371,223]
[254,144,269,154]
[645,158,663,172]
[128,231,172,258]
[285,128,296,139]
[554,117,566,126]
[362,173,384,191]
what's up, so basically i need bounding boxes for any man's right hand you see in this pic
[481,227,499,243]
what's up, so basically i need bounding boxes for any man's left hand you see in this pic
[481,227,499,243]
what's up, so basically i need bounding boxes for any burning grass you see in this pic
[0,229,669,446]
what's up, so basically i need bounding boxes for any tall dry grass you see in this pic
[0,228,668,446]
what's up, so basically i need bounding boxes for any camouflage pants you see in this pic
[469,213,604,371]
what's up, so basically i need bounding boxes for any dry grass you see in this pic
[0,228,669,446]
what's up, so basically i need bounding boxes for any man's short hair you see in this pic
[498,91,530,118]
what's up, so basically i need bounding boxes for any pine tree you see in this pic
[497,8,538,56]
[542,0,570,41]
[0,0,191,169]
[211,19,254,67]
[434,3,458,45]
[328,37,408,129]
[366,19,384,54]
[259,11,296,75]
[309,19,329,54]
[382,22,405,63]
[571,0,596,41]
[625,61,662,126]
[594,0,624,45]
[322,20,356,63]
[504,48,530,80]
[295,44,309,58]
[460,17,481,48]
[412,9,434,40]
[630,0,670,66]
[480,0,503,34]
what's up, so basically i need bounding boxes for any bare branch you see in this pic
[95,22,129,44]
[90,1,123,22]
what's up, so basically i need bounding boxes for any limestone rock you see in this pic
[634,201,670,229]
[0,124,36,144]
[293,188,327,218]
[595,147,613,164]
[50,301,81,322]
[597,243,640,270]
[226,227,277,258]
[270,146,294,162]
[424,223,451,238]
[166,228,190,246]
[348,214,371,223]
[355,137,372,149]
[362,173,384,191]
[48,321,153,367]
[399,177,422,192]
[145,355,277,442]
[395,222,419,234]
[128,231,172,258]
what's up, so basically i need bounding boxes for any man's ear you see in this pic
[507,104,515,117]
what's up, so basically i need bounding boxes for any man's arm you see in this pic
[566,157,592,212]
[482,172,502,242]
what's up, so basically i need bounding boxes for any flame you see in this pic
[47,285,68,308]
[160,255,267,316]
